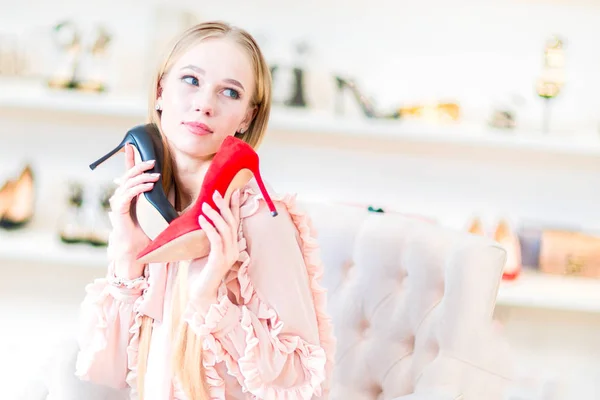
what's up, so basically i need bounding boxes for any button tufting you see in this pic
[398,268,407,281]
[371,383,383,398]
[397,268,407,288]
[342,259,355,279]
[359,319,370,338]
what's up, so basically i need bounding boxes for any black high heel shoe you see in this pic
[334,76,401,119]
[89,123,178,240]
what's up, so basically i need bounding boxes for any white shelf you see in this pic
[496,270,600,313]
[2,78,600,158]
[0,225,107,269]
[2,222,600,313]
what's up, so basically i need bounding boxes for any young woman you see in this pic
[75,21,335,400]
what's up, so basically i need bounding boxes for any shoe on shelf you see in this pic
[0,164,35,229]
[86,182,116,247]
[493,219,522,280]
[464,216,522,280]
[58,181,88,244]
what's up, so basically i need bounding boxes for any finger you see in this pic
[213,191,236,230]
[125,143,135,170]
[199,215,222,252]
[116,183,155,214]
[202,201,230,240]
[120,159,156,183]
[227,190,241,244]
[120,172,160,192]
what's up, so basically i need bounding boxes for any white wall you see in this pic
[2,0,600,131]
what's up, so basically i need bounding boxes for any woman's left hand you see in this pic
[196,188,242,294]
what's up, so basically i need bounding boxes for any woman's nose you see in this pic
[192,89,215,116]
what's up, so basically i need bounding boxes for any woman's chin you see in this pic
[173,137,218,159]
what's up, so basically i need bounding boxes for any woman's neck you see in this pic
[172,152,214,212]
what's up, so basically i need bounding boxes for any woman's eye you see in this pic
[223,88,240,99]
[181,75,199,86]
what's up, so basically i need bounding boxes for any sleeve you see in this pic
[184,200,327,399]
[74,262,147,390]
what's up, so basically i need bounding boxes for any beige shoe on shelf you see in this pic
[464,216,522,280]
[0,164,35,229]
[493,219,522,280]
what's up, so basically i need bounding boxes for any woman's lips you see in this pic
[182,121,214,136]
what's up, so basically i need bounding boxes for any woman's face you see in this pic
[158,37,256,160]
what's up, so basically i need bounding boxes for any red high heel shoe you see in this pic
[136,135,278,263]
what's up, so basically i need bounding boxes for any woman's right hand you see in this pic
[107,143,161,279]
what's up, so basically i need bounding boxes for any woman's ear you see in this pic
[157,77,165,99]
[239,106,258,132]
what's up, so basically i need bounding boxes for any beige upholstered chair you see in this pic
[299,201,515,400]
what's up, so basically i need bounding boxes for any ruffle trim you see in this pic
[74,274,148,392]
[237,305,327,400]
[180,181,335,399]
[124,293,146,394]
[234,182,336,397]
[184,296,244,399]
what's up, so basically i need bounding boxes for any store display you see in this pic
[76,25,112,92]
[47,20,113,92]
[539,229,600,279]
[535,35,566,133]
[58,181,115,247]
[494,219,522,280]
[270,41,311,108]
[466,217,522,280]
[47,20,81,90]
[334,75,460,122]
[334,75,401,119]
[0,164,35,229]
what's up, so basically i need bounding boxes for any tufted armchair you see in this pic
[299,201,515,400]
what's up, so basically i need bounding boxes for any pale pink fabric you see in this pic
[75,180,336,399]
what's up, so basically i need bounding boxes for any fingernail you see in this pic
[150,173,160,177]
[145,159,156,164]
[214,190,221,198]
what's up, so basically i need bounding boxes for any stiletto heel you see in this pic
[334,76,401,119]
[136,135,277,264]
[89,123,178,239]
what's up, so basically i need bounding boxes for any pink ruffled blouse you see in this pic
[74,180,336,399]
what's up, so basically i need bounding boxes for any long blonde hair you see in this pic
[136,21,272,399]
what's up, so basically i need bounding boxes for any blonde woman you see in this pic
[75,21,335,400]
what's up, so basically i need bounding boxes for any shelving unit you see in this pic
[0,225,107,269]
[2,78,600,315]
[1,221,600,313]
[2,78,600,158]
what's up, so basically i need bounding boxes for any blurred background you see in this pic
[1,0,600,399]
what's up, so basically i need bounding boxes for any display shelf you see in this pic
[0,225,107,269]
[496,270,600,313]
[2,222,600,313]
[2,78,600,157]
